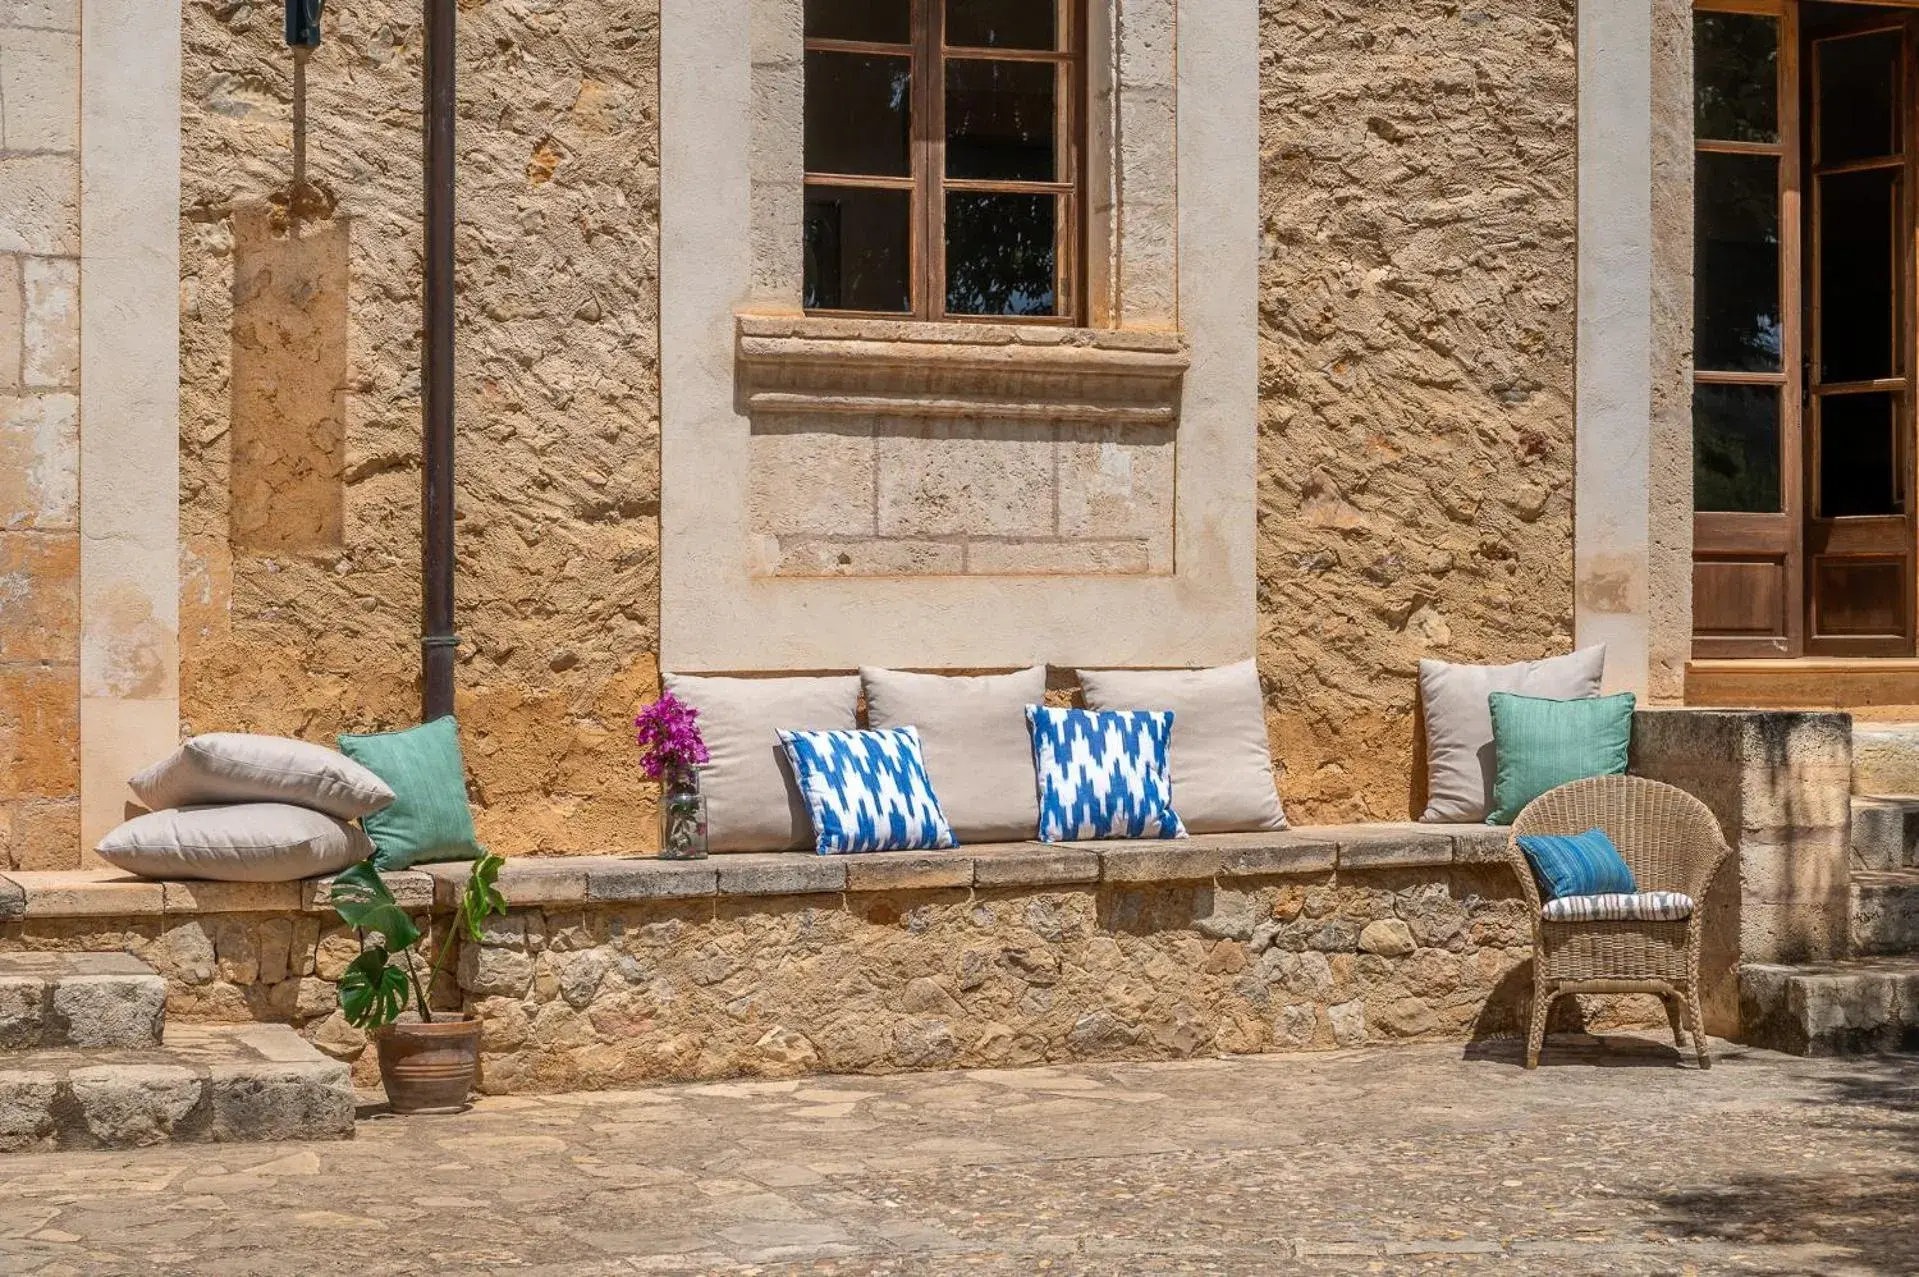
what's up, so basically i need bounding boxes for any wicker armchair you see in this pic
[1504,775,1733,1069]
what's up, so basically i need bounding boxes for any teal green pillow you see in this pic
[337,716,483,870]
[1486,692,1636,826]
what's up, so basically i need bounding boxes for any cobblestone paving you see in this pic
[0,1034,1914,1275]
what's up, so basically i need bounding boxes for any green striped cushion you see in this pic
[1487,691,1635,825]
[337,716,482,871]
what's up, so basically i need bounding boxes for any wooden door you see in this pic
[1803,10,1919,654]
[1693,0,1804,656]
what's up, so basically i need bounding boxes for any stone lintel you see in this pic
[161,881,303,915]
[969,843,1100,888]
[0,870,163,916]
[1324,825,1456,871]
[585,859,718,901]
[714,853,846,897]
[300,870,436,914]
[421,859,589,909]
[843,851,975,893]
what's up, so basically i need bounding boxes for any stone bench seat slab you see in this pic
[0,825,1532,923]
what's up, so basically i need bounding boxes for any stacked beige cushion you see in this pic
[862,666,1045,843]
[98,734,394,882]
[1078,660,1287,834]
[664,673,861,852]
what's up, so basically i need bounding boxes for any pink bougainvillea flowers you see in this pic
[634,691,710,781]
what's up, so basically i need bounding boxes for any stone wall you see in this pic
[1255,1,1580,822]
[177,0,663,855]
[0,1,81,869]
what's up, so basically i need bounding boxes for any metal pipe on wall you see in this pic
[422,0,458,721]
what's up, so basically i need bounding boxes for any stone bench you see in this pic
[0,824,1582,1094]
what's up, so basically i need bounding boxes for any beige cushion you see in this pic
[1077,660,1287,834]
[1417,646,1607,823]
[130,733,395,821]
[663,673,860,852]
[95,804,375,882]
[862,666,1045,843]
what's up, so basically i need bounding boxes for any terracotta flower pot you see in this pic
[375,1014,482,1114]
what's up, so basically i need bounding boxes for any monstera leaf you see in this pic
[329,861,423,953]
[338,946,411,1030]
[458,853,508,943]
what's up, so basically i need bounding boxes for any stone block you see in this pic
[586,858,718,901]
[0,28,77,151]
[875,419,1054,538]
[0,796,77,870]
[1056,422,1175,569]
[0,1070,56,1150]
[1212,830,1336,878]
[0,391,77,526]
[162,880,303,915]
[843,851,974,892]
[0,153,77,255]
[749,416,876,537]
[22,256,79,388]
[1854,723,1919,797]
[0,663,76,797]
[1850,872,1919,956]
[768,536,964,577]
[6,869,159,916]
[1092,840,1227,883]
[206,1058,355,1143]
[0,256,18,393]
[428,858,588,908]
[1446,826,1517,865]
[67,1064,202,1147]
[1329,825,1454,871]
[1358,919,1416,957]
[0,976,41,1047]
[1741,898,1850,966]
[962,537,1151,576]
[1852,796,1919,870]
[715,853,846,896]
[969,842,1099,888]
[0,0,77,29]
[49,970,165,1048]
[1738,832,1851,906]
[1739,959,1919,1056]
[302,869,435,913]
[0,529,77,662]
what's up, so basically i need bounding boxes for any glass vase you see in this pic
[659,768,709,860]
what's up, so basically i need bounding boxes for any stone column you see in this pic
[76,0,182,855]
[1575,0,1694,702]
[1632,709,1853,1036]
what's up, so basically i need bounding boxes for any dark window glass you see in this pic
[1820,168,1899,383]
[946,192,1056,315]
[1818,31,1901,163]
[804,52,912,177]
[946,60,1057,181]
[1820,392,1901,517]
[804,0,910,44]
[947,0,1057,50]
[1694,383,1783,513]
[1695,12,1779,143]
[805,187,912,312]
[1695,152,1782,373]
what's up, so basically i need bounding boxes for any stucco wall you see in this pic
[1256,1,1579,822]
[178,0,662,854]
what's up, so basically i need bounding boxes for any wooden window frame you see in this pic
[802,0,1086,324]
[1692,0,1805,657]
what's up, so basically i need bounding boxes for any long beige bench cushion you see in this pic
[862,665,1045,844]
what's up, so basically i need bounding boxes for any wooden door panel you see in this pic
[1695,558,1792,654]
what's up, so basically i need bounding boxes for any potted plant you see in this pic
[330,854,507,1114]
[635,690,711,859]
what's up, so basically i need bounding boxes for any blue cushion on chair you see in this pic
[1515,827,1637,900]
[777,726,957,856]
[1025,706,1187,843]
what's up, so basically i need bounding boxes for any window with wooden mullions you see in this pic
[803,0,1082,322]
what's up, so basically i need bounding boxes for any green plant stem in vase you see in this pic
[660,765,709,860]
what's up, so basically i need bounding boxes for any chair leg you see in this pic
[1526,981,1554,1069]
[1685,985,1711,1070]
[1662,991,1688,1049]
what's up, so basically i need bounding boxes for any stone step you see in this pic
[1851,870,1919,954]
[0,952,166,1050]
[0,1023,355,1152]
[1852,723,1919,797]
[1739,957,1919,1056]
[1852,795,1919,870]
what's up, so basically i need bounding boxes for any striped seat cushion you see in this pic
[1541,891,1695,923]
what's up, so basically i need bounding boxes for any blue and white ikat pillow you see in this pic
[1025,706,1187,843]
[777,726,958,856]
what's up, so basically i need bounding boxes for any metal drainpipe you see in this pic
[421,0,458,722]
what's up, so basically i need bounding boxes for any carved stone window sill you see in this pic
[735,313,1189,426]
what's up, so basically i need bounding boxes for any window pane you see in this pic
[1695,152,1781,373]
[946,193,1057,316]
[805,186,912,312]
[1818,31,1901,164]
[804,52,911,177]
[946,59,1056,181]
[1695,12,1779,143]
[804,0,909,44]
[1820,168,1899,383]
[947,0,1057,50]
[1694,383,1783,513]
[1820,392,1901,517]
